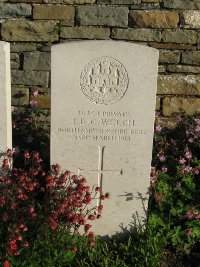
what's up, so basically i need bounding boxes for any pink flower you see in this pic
[23,241,29,247]
[161,167,168,173]
[84,224,92,232]
[195,119,200,126]
[3,260,10,267]
[176,116,182,123]
[194,212,200,219]
[95,186,101,192]
[7,149,13,157]
[195,125,200,133]
[194,168,200,175]
[105,193,110,198]
[88,231,95,239]
[155,125,162,133]
[186,210,194,219]
[150,176,157,184]
[179,158,186,165]
[98,205,103,213]
[159,154,166,162]
[32,90,38,97]
[188,138,194,143]
[184,166,193,174]
[70,246,77,253]
[30,100,38,109]
[88,215,95,221]
[49,218,58,230]
[185,151,192,160]
[2,213,9,221]
[88,241,95,247]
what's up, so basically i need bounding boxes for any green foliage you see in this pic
[150,116,200,255]
[70,226,165,267]
[7,227,76,267]
[12,108,50,167]
[8,113,200,266]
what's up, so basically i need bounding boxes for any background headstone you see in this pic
[0,41,12,162]
[51,41,159,237]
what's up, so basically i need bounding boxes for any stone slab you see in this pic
[51,41,158,237]
[0,42,12,162]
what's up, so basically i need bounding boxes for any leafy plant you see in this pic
[0,151,108,266]
[149,116,200,255]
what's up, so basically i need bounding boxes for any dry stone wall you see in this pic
[0,0,200,125]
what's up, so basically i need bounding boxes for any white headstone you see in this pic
[51,41,159,237]
[0,41,12,162]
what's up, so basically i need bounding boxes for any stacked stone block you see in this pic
[0,0,199,124]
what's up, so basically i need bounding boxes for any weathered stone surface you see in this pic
[156,96,161,110]
[142,0,161,2]
[167,65,200,74]
[129,11,179,29]
[11,53,20,69]
[149,43,196,51]
[163,0,200,10]
[43,0,95,3]
[182,11,200,29]
[11,43,38,52]
[111,28,161,42]
[12,70,49,86]
[156,116,178,129]
[97,0,141,3]
[33,94,51,109]
[11,87,29,105]
[158,65,166,73]
[163,97,200,116]
[77,6,128,27]
[158,75,200,95]
[30,86,50,93]
[0,3,31,18]
[40,45,51,52]
[61,27,110,39]
[182,51,200,65]
[10,0,42,3]
[198,34,200,50]
[33,5,75,21]
[23,52,51,71]
[0,42,12,160]
[51,41,159,236]
[159,50,180,64]
[131,3,160,9]
[162,30,197,44]
[2,21,58,42]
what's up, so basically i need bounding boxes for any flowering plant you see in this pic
[12,105,50,166]
[149,116,200,254]
[0,150,108,266]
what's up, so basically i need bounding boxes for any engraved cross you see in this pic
[78,146,123,206]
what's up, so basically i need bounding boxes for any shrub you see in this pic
[0,151,108,266]
[149,116,200,254]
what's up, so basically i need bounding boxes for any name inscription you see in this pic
[56,110,150,143]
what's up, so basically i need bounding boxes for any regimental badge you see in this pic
[80,57,129,105]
